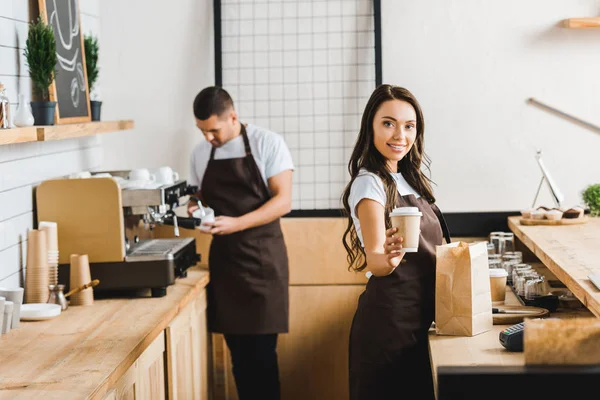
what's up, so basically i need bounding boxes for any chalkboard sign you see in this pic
[40,0,91,124]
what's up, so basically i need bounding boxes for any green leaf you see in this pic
[84,34,99,93]
[23,15,57,101]
[582,184,600,217]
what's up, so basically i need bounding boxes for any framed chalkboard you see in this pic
[39,0,91,124]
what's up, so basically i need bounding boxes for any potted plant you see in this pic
[582,184,600,216]
[84,34,101,121]
[24,16,57,126]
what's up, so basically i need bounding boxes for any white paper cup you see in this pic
[69,254,94,306]
[0,288,22,328]
[489,268,508,305]
[38,221,58,251]
[390,207,422,252]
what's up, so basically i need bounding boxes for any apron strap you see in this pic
[241,124,251,156]
[241,124,272,200]
[431,203,451,244]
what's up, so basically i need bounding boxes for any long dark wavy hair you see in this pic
[342,84,435,272]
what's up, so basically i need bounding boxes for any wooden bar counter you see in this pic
[429,216,600,393]
[508,215,600,317]
[0,267,209,400]
[428,284,591,374]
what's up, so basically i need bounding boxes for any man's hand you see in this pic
[206,216,245,236]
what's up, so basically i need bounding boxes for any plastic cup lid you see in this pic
[390,207,422,217]
[489,268,508,277]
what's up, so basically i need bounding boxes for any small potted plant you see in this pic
[84,34,101,121]
[24,16,57,126]
[582,184,600,217]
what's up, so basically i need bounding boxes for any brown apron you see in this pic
[201,125,289,334]
[349,194,450,400]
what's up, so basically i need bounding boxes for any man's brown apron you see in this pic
[349,193,450,400]
[201,125,289,334]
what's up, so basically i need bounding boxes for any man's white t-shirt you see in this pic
[189,123,295,192]
[349,168,420,246]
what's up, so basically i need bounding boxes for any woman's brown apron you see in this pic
[349,194,450,400]
[201,125,289,334]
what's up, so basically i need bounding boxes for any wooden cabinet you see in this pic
[166,290,209,399]
[101,296,209,399]
[104,361,139,400]
[138,331,167,400]
[195,292,210,399]
[102,292,208,400]
[103,332,166,400]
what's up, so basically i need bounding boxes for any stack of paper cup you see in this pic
[0,297,5,333]
[38,222,59,285]
[0,288,23,328]
[69,254,94,306]
[25,229,49,303]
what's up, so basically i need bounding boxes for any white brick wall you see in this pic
[0,0,102,285]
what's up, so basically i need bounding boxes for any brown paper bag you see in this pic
[435,241,493,336]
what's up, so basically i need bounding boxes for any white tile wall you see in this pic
[0,0,102,284]
[221,0,376,210]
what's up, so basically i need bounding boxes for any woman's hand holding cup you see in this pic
[384,227,404,268]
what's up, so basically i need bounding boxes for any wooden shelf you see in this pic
[0,126,37,145]
[563,17,600,28]
[0,120,134,145]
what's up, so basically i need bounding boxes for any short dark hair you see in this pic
[193,86,234,120]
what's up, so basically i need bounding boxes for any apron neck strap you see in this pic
[241,124,251,156]
[431,203,451,244]
[209,123,250,160]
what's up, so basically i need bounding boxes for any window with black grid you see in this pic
[218,0,377,210]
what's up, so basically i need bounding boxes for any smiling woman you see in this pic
[341,84,450,400]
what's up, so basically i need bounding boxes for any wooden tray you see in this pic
[519,217,588,226]
[493,305,549,325]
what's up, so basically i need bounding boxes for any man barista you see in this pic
[188,86,293,400]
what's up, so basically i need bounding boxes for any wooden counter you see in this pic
[429,283,591,371]
[0,267,209,400]
[508,216,600,317]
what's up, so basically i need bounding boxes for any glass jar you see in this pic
[503,251,523,264]
[525,277,545,300]
[518,272,540,297]
[488,254,503,269]
[512,264,532,289]
[501,256,520,283]
[502,232,515,253]
[0,83,10,129]
[489,232,504,255]
[486,242,496,256]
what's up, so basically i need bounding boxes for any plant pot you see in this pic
[90,100,102,121]
[30,101,56,126]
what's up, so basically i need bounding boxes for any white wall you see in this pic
[0,0,102,285]
[97,0,214,180]
[382,0,600,212]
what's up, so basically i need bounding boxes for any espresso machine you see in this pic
[36,172,202,298]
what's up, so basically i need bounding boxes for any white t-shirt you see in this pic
[349,168,420,246]
[189,123,295,191]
